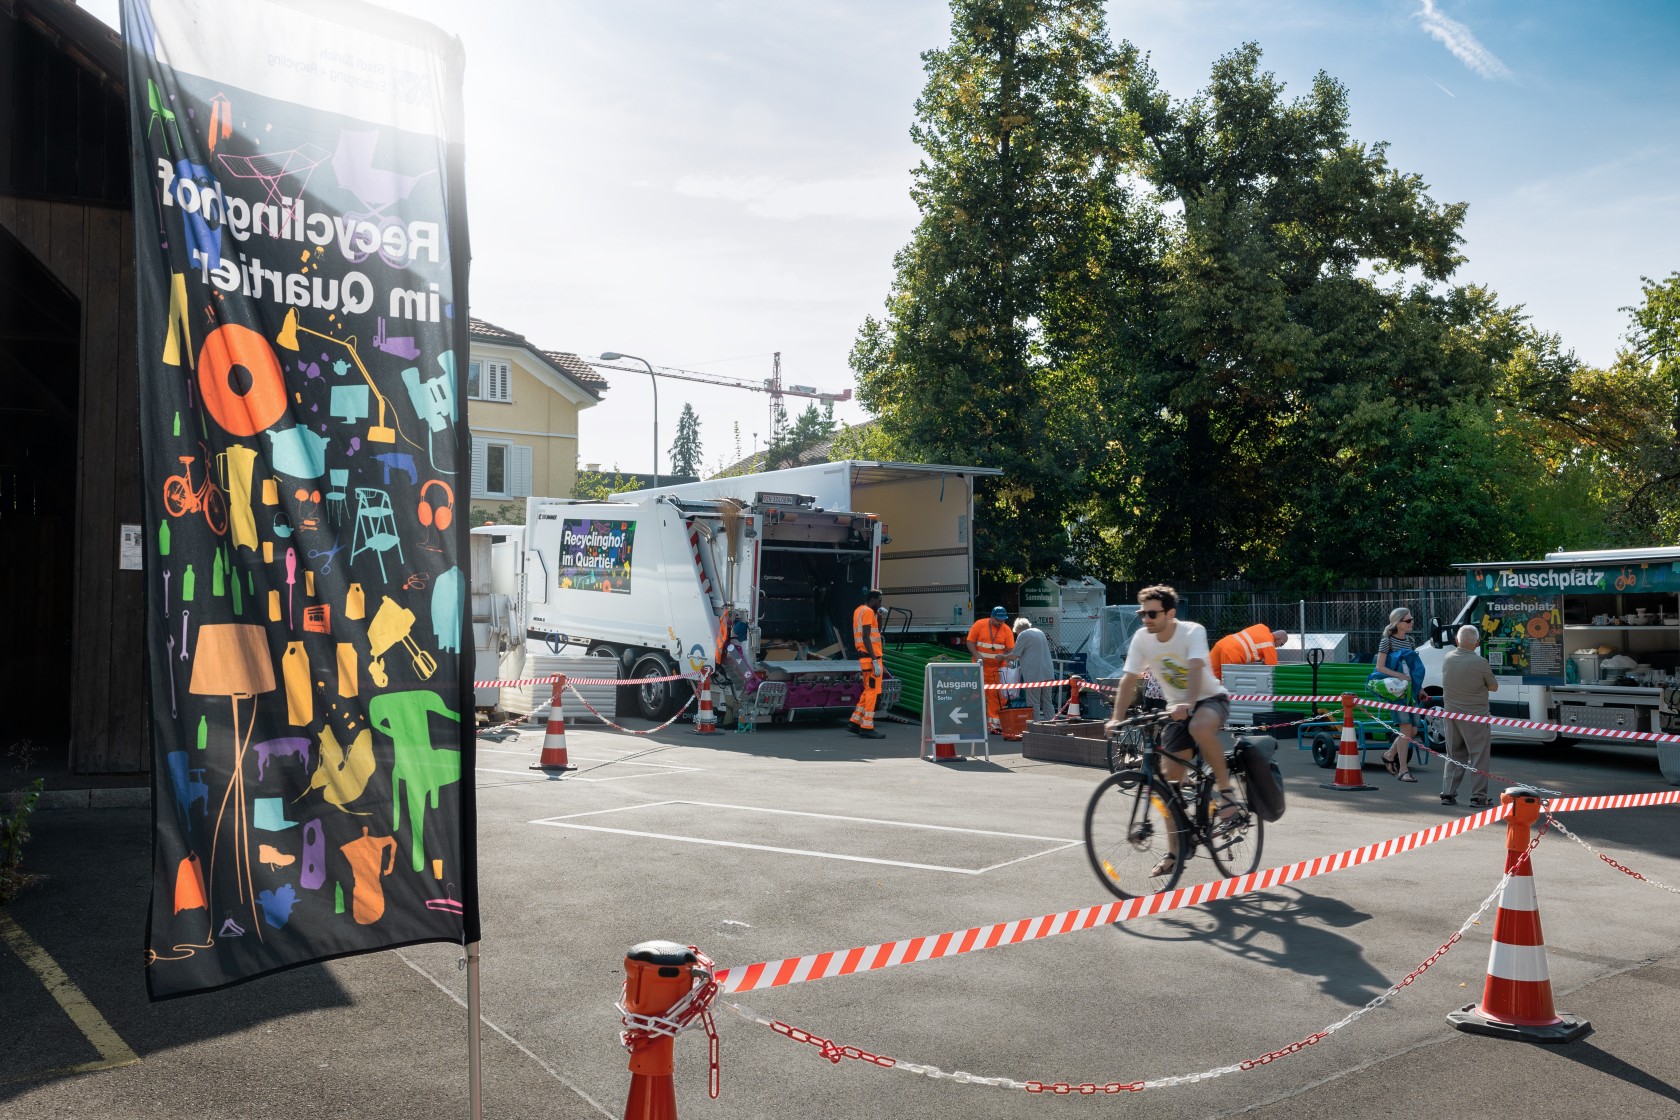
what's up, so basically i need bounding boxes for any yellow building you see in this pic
[466,319,607,522]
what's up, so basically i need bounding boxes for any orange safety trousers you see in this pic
[851,660,882,730]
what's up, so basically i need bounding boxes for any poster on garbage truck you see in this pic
[123,0,478,999]
[558,518,636,593]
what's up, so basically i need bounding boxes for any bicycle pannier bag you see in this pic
[1235,735,1286,823]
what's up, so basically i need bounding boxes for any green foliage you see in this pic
[669,403,703,479]
[572,469,640,501]
[851,0,1125,580]
[858,12,1657,585]
[764,404,835,470]
[1,777,43,904]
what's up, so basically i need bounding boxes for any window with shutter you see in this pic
[471,437,487,497]
[468,359,512,402]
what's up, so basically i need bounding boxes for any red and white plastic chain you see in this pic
[566,685,697,736]
[725,845,1542,1095]
[1545,812,1680,895]
[619,946,723,1100]
[1359,709,1563,797]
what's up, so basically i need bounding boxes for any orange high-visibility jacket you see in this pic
[1209,622,1279,680]
[853,603,883,659]
[965,618,1015,668]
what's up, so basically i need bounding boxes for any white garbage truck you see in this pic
[475,460,998,726]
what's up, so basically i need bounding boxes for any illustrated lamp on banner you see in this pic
[598,351,659,489]
[188,623,277,937]
[277,308,396,443]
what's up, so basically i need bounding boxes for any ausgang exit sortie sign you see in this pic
[922,661,988,757]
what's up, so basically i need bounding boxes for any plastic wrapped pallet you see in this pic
[501,655,622,724]
[1223,664,1274,723]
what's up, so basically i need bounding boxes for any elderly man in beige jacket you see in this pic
[1440,623,1500,807]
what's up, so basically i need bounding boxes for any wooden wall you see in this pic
[0,194,145,773]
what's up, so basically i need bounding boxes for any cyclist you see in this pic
[1105,585,1242,874]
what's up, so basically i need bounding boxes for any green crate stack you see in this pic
[882,644,967,716]
[1272,663,1377,716]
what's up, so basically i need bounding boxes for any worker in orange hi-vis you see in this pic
[966,606,1017,732]
[1208,623,1289,681]
[849,589,887,739]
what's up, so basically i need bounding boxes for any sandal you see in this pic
[1149,853,1178,878]
[1397,771,1418,783]
[1216,788,1245,822]
[1383,755,1400,777]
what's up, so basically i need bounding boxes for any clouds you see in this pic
[673,172,917,222]
[1414,0,1513,80]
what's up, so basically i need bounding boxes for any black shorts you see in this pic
[1159,696,1231,758]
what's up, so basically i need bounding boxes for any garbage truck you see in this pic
[477,461,999,726]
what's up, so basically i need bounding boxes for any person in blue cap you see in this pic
[966,605,1016,732]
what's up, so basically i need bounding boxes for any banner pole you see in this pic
[467,940,483,1120]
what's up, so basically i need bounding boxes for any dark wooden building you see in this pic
[1,0,145,773]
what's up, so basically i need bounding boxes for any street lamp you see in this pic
[599,352,659,489]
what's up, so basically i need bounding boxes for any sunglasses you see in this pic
[1138,609,1167,620]
[1400,616,1414,623]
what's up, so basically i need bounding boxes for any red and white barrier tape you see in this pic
[473,671,694,689]
[713,788,1680,994]
[1214,692,1680,746]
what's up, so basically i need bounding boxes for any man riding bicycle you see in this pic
[1105,585,1243,874]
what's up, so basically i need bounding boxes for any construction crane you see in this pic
[590,352,852,448]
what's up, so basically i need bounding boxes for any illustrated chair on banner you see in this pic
[326,469,350,525]
[350,487,404,582]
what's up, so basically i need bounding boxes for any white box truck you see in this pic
[1420,546,1680,749]
[476,460,998,727]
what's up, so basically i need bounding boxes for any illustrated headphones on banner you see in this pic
[418,479,454,531]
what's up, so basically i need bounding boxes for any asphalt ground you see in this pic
[4,717,1679,1119]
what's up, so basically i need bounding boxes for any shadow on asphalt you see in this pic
[1105,885,1388,1007]
[0,807,355,1099]
[1545,1039,1680,1107]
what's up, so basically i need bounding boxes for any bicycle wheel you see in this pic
[1205,770,1265,878]
[163,476,192,518]
[1084,770,1190,899]
[202,484,229,536]
[1106,725,1148,772]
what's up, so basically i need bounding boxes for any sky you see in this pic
[85,0,1680,477]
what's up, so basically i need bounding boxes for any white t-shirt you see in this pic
[1123,620,1226,706]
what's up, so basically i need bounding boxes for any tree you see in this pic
[669,403,703,479]
[850,0,1127,580]
[764,403,835,469]
[1091,43,1543,582]
[573,467,639,501]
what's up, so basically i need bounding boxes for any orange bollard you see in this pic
[1066,676,1081,719]
[692,668,718,735]
[622,941,704,1120]
[1320,693,1377,791]
[1447,788,1590,1042]
[529,675,574,774]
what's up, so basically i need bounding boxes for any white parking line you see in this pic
[527,800,1079,874]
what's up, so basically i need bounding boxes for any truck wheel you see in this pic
[632,652,681,722]
[1311,733,1337,769]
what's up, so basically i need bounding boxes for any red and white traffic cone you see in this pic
[1320,693,1377,791]
[530,675,574,773]
[692,668,718,735]
[1448,788,1590,1042]
[1066,676,1081,720]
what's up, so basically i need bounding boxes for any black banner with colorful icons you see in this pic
[123,0,477,999]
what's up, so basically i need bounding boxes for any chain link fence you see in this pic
[1104,578,1465,662]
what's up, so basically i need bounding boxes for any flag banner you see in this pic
[123,0,478,999]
